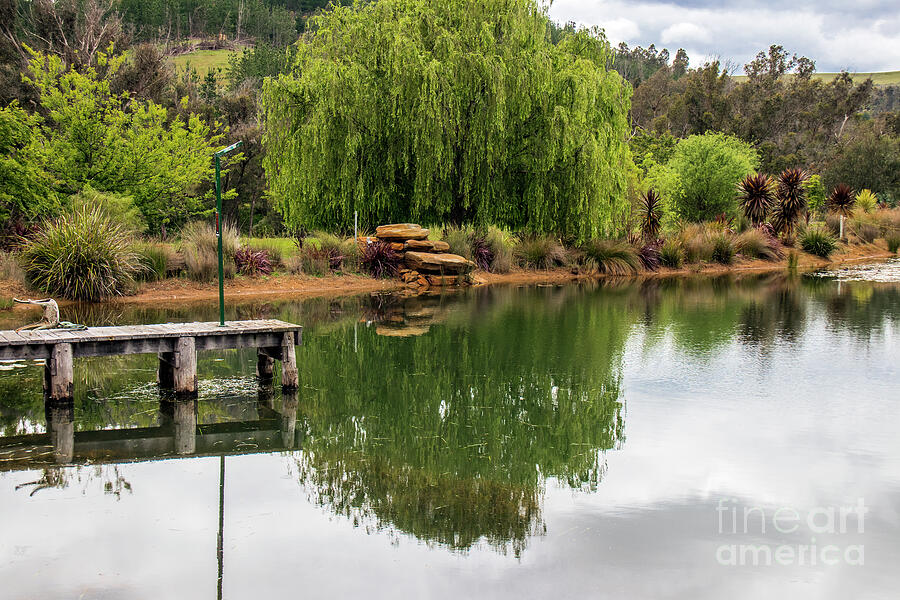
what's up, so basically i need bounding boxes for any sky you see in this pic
[547,0,900,73]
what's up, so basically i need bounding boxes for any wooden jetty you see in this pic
[0,319,303,400]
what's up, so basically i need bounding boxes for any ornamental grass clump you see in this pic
[771,168,809,238]
[659,239,684,268]
[133,241,176,281]
[677,224,715,263]
[734,228,783,261]
[22,207,141,301]
[800,225,838,258]
[710,232,736,264]
[886,232,900,254]
[483,227,514,273]
[514,236,567,269]
[182,221,239,281]
[855,189,877,213]
[581,239,641,275]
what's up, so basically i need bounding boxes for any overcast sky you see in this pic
[547,0,900,73]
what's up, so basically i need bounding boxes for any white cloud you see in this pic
[661,22,711,45]
[547,0,900,72]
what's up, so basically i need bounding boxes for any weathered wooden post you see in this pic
[280,390,298,448]
[173,399,197,455]
[45,399,74,464]
[173,337,198,397]
[43,343,74,402]
[281,332,299,391]
[257,349,275,382]
[158,351,176,389]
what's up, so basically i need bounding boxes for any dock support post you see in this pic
[280,332,298,391]
[173,399,197,455]
[45,399,74,464]
[158,352,175,389]
[174,337,198,397]
[257,349,275,382]
[43,343,74,402]
[280,390,299,448]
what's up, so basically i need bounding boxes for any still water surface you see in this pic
[1,266,899,599]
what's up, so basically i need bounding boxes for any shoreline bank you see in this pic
[0,244,895,311]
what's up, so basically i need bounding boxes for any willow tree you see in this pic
[261,0,632,240]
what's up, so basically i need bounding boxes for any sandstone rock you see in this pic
[375,224,429,241]
[426,275,463,286]
[405,251,476,274]
[389,242,405,252]
[375,324,431,337]
[403,239,453,253]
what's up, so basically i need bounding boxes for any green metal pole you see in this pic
[214,141,242,328]
[215,155,225,327]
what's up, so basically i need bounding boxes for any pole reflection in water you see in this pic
[218,453,225,600]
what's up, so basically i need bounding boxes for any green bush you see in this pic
[710,232,736,264]
[647,132,758,223]
[514,236,567,269]
[800,226,838,258]
[581,239,641,275]
[181,221,240,281]
[133,242,175,281]
[659,239,684,268]
[885,232,900,254]
[21,207,140,300]
[71,185,146,234]
[855,189,878,213]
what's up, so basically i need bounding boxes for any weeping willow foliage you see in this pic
[261,0,632,241]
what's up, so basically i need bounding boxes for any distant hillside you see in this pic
[731,71,900,86]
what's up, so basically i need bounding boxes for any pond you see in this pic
[1,264,899,599]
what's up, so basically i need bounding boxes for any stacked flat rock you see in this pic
[372,223,476,286]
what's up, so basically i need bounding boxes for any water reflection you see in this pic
[0,271,899,598]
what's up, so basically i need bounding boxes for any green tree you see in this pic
[647,132,758,223]
[0,102,60,226]
[24,48,223,234]
[261,0,632,240]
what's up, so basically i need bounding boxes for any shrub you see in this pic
[637,243,661,271]
[235,248,273,276]
[443,226,474,260]
[825,214,842,236]
[242,237,294,265]
[581,239,640,275]
[710,232,736,264]
[647,132,758,222]
[874,209,900,237]
[0,251,25,283]
[21,207,140,301]
[659,239,684,268]
[735,228,783,261]
[886,232,900,254]
[855,189,877,213]
[678,224,715,263]
[133,242,176,281]
[771,168,809,238]
[828,184,855,218]
[484,227,514,273]
[0,297,13,310]
[514,236,567,269]
[854,222,879,244]
[181,221,240,281]
[285,249,329,276]
[360,241,401,278]
[635,189,662,240]
[738,173,775,225]
[71,185,146,235]
[800,226,838,258]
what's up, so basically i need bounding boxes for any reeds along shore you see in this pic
[1,208,899,306]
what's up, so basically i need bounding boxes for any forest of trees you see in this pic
[0,0,898,242]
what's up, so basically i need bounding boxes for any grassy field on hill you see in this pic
[732,71,899,85]
[169,48,240,76]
